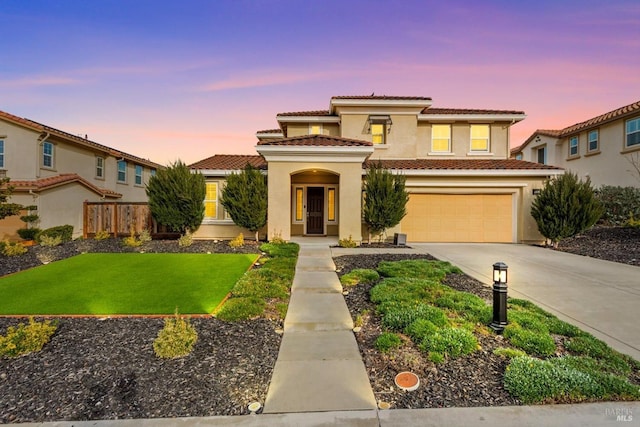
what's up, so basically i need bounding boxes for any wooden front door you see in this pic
[307,187,324,235]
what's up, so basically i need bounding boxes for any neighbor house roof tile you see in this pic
[257,134,372,147]
[8,173,122,198]
[559,100,640,136]
[189,154,267,170]
[366,159,562,171]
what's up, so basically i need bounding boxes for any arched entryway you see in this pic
[290,170,339,237]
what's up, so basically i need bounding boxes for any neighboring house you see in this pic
[0,110,162,240]
[191,95,562,244]
[511,100,640,187]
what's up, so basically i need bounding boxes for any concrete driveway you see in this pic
[411,243,640,361]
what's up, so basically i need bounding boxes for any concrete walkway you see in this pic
[263,239,377,413]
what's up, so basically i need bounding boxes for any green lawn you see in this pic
[0,253,258,315]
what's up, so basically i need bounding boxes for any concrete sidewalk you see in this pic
[262,241,377,413]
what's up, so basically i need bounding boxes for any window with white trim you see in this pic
[569,136,579,157]
[135,165,143,185]
[117,160,127,183]
[470,125,490,152]
[42,141,54,168]
[371,123,386,144]
[96,156,104,179]
[588,130,599,152]
[204,182,218,219]
[432,124,451,152]
[0,140,4,169]
[626,117,640,148]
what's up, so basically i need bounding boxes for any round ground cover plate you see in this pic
[394,371,420,391]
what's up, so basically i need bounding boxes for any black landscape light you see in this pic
[489,262,508,334]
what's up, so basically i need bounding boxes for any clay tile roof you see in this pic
[331,95,432,101]
[8,173,122,198]
[276,110,332,117]
[189,154,266,170]
[366,159,562,171]
[560,100,640,136]
[256,129,282,134]
[536,129,563,138]
[257,134,372,147]
[421,107,525,115]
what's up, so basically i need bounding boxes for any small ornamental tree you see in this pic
[531,172,603,248]
[0,177,22,221]
[221,164,267,242]
[146,160,205,234]
[363,162,409,242]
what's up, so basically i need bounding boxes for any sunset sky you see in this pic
[2,0,639,165]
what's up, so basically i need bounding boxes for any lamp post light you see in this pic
[489,262,508,334]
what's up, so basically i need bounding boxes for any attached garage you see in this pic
[401,193,514,243]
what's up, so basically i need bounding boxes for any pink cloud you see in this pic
[0,75,80,88]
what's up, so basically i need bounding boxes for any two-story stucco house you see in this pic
[0,110,162,240]
[191,95,562,244]
[511,100,640,187]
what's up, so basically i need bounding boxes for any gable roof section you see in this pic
[189,154,266,170]
[421,107,525,115]
[9,173,122,198]
[277,110,332,117]
[0,110,162,169]
[257,134,372,147]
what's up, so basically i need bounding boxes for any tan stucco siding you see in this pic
[285,123,340,138]
[0,121,39,179]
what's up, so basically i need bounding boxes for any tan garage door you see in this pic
[401,194,513,243]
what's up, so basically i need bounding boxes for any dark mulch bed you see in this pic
[0,317,280,423]
[335,254,517,409]
[557,226,640,266]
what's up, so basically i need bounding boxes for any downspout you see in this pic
[36,131,50,178]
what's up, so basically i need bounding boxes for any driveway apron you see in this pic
[263,241,377,413]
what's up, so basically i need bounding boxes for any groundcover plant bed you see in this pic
[0,253,258,315]
[334,254,640,409]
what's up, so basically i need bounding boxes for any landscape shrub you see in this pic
[404,318,438,341]
[0,318,57,357]
[178,232,193,247]
[504,355,640,404]
[381,303,449,330]
[122,235,142,247]
[2,241,27,256]
[503,324,556,356]
[493,347,527,359]
[434,291,491,324]
[138,229,152,243]
[371,277,443,305]
[419,327,478,361]
[565,334,632,375]
[530,172,603,247]
[39,234,63,247]
[215,297,266,321]
[340,269,380,286]
[377,259,461,280]
[94,230,111,240]
[153,311,198,359]
[229,233,245,248]
[596,185,640,226]
[17,228,40,241]
[38,225,73,243]
[375,332,402,353]
[338,235,357,248]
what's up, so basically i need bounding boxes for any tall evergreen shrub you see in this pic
[146,161,205,234]
[221,164,267,242]
[531,172,603,247]
[0,177,22,221]
[363,162,409,242]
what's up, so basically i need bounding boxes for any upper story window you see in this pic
[515,153,523,160]
[432,124,451,152]
[369,115,391,145]
[0,140,4,169]
[117,160,127,183]
[537,146,547,164]
[204,182,218,219]
[470,125,490,152]
[135,165,143,185]
[96,156,105,179]
[588,130,599,152]
[626,117,640,148]
[309,124,322,135]
[569,136,579,157]
[150,169,156,177]
[42,141,54,168]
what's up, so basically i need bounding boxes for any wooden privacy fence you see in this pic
[83,201,153,238]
